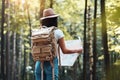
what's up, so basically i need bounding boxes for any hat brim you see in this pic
[40,14,59,20]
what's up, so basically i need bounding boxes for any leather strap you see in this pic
[58,45,62,69]
[41,61,44,80]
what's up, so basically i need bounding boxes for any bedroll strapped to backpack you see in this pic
[31,26,58,80]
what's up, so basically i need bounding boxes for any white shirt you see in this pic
[54,29,64,57]
[54,29,64,42]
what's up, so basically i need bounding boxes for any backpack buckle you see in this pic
[46,56,51,61]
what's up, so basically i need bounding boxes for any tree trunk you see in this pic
[18,29,23,80]
[50,0,53,8]
[1,0,5,79]
[6,31,11,80]
[26,2,32,79]
[100,0,110,80]
[11,32,17,80]
[40,0,46,18]
[93,0,97,80]
[83,0,88,80]
[87,6,93,80]
[6,0,11,79]
[23,44,27,80]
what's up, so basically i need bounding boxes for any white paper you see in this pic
[59,40,82,66]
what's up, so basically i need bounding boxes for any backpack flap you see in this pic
[31,26,55,37]
[31,27,55,43]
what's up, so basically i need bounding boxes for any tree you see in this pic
[18,30,23,80]
[100,0,110,79]
[87,6,93,80]
[40,0,46,18]
[1,0,5,79]
[6,0,11,79]
[11,32,17,80]
[83,0,88,80]
[50,0,53,8]
[93,0,97,79]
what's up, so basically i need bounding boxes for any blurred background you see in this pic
[0,0,120,80]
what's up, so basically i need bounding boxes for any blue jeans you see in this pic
[35,57,58,80]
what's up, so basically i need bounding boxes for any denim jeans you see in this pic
[35,57,58,80]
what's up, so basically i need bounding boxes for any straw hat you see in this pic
[40,8,59,20]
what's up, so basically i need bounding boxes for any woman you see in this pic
[35,8,83,80]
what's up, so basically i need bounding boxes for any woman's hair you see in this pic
[41,17,58,27]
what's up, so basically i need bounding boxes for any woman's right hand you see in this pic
[75,48,83,54]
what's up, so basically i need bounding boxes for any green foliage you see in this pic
[106,0,120,54]
[106,0,120,80]
[106,0,120,24]
[53,0,84,40]
[108,60,120,80]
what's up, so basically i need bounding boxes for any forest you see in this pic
[0,0,120,80]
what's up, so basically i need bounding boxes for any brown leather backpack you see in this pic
[31,26,57,62]
[31,26,61,80]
